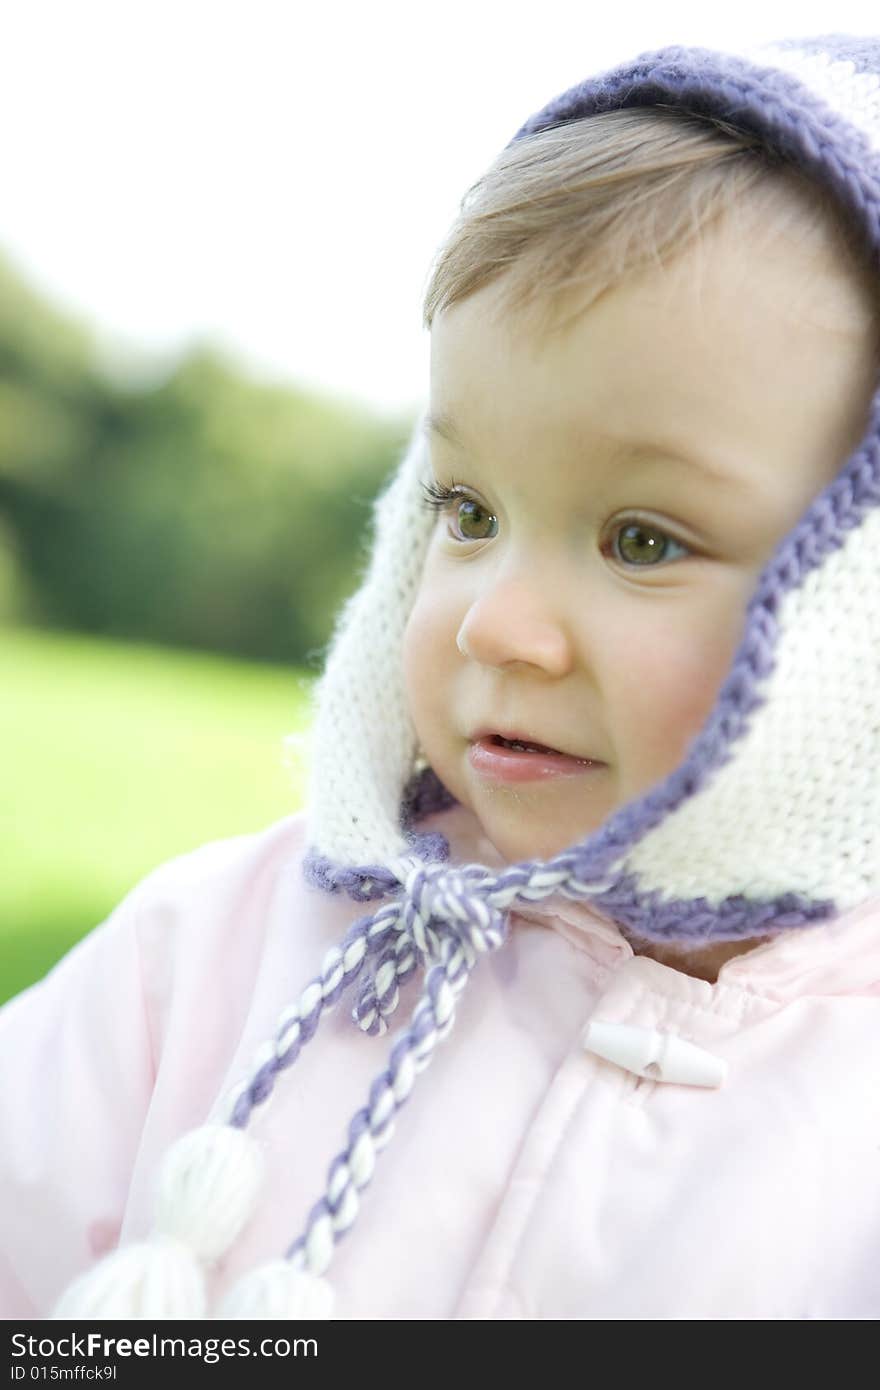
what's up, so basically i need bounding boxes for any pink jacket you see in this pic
[2,802,880,1320]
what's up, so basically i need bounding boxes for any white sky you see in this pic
[2,0,878,415]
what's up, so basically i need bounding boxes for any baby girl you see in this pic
[2,32,880,1320]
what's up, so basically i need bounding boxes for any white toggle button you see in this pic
[581,1021,727,1088]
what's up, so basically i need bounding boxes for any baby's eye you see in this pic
[608,519,690,568]
[419,483,688,564]
[419,479,498,542]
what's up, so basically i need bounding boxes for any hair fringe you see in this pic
[422,105,880,342]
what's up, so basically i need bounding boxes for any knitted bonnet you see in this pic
[55,33,880,1318]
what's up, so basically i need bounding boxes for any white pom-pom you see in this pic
[52,1237,206,1319]
[216,1261,335,1319]
[50,1125,264,1321]
[155,1124,265,1260]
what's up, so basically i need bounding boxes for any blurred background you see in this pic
[3,0,877,1002]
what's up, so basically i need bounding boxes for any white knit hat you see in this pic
[54,33,880,1320]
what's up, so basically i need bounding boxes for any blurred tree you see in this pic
[0,252,410,665]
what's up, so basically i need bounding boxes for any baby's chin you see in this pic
[463,780,615,864]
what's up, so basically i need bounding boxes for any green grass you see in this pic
[1,624,314,1004]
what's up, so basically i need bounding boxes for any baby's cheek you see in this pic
[403,588,453,735]
[402,599,430,722]
[621,612,741,768]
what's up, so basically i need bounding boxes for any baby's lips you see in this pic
[470,726,605,763]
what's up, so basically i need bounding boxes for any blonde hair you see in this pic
[422,105,880,341]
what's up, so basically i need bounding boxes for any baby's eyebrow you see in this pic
[423,412,463,448]
[425,411,745,490]
[617,439,742,489]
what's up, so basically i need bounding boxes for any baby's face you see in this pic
[404,209,877,863]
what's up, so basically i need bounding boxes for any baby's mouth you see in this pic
[490,735,559,754]
[481,732,601,763]
[469,732,605,778]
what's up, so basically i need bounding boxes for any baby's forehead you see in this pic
[482,170,879,357]
[704,189,879,337]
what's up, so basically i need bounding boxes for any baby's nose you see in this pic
[456,575,574,676]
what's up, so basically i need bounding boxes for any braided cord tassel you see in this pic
[217,893,508,1317]
[224,899,403,1128]
[290,936,478,1267]
[351,923,421,1035]
[350,858,563,1036]
[349,858,600,1036]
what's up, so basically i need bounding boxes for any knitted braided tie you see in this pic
[217,858,576,1308]
[226,861,531,1258]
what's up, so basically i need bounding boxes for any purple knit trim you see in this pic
[401,765,458,823]
[589,874,837,943]
[510,43,880,250]
[302,851,402,900]
[303,812,453,900]
[303,765,458,897]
